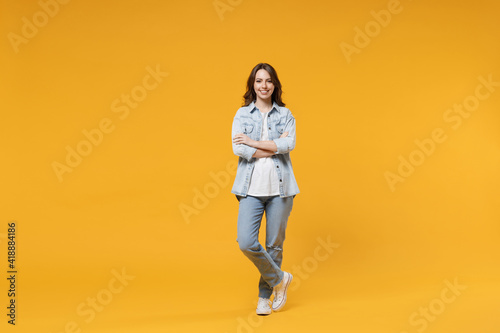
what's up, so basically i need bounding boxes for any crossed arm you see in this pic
[233,132,289,158]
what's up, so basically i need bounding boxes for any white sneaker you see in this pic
[256,297,272,315]
[272,272,293,311]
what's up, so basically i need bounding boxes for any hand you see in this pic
[233,133,255,146]
[280,131,289,138]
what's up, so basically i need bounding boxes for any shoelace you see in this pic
[258,298,271,308]
[273,289,283,302]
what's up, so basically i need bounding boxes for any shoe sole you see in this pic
[256,311,271,316]
[272,273,293,312]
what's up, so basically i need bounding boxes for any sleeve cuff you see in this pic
[273,138,286,154]
[242,146,257,161]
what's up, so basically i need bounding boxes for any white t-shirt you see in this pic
[247,111,280,196]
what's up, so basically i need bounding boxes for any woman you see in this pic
[231,63,299,315]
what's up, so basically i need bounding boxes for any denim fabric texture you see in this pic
[236,194,294,298]
[231,101,300,198]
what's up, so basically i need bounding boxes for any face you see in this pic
[254,69,275,102]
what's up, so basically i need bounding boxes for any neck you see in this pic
[255,98,273,111]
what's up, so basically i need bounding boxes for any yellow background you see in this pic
[1,0,499,332]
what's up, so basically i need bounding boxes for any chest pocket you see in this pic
[242,123,254,134]
[276,116,287,134]
[276,123,285,134]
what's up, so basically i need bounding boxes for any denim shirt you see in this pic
[231,101,300,198]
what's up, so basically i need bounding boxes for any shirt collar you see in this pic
[248,100,280,113]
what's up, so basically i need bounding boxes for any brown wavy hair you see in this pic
[243,63,285,107]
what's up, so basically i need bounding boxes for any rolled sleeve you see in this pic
[273,114,296,154]
[233,143,257,161]
[232,112,257,162]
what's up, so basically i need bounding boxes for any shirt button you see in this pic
[276,165,279,168]
[268,127,271,130]
[279,179,282,182]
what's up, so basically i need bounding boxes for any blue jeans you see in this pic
[236,194,294,299]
